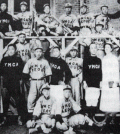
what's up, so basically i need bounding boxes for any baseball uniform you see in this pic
[59,14,79,29]
[83,55,102,107]
[16,41,30,64]
[23,58,52,113]
[0,54,24,118]
[0,11,14,34]
[66,57,83,106]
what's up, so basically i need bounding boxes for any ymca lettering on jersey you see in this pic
[50,63,61,70]
[18,49,29,57]
[88,64,100,69]
[68,62,81,70]
[62,19,74,28]
[30,64,45,72]
[41,104,51,114]
[62,101,71,113]
[4,62,19,67]
[0,19,10,24]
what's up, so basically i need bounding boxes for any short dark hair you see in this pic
[8,44,16,50]
[104,43,113,50]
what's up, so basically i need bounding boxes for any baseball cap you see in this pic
[63,85,71,91]
[50,45,60,52]
[20,1,28,6]
[41,84,50,92]
[65,3,72,8]
[70,46,78,51]
[101,5,108,9]
[80,4,87,8]
[17,31,26,36]
[43,3,50,8]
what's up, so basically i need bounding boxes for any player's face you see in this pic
[101,7,108,15]
[105,44,112,54]
[65,7,72,14]
[44,6,50,14]
[52,48,60,58]
[8,46,15,56]
[96,25,103,32]
[80,6,87,14]
[0,3,7,12]
[90,44,97,56]
[42,89,50,99]
[18,34,26,44]
[70,50,77,58]
[63,90,71,99]
[20,5,27,12]
[35,49,43,59]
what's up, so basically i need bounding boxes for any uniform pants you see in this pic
[28,80,45,113]
[70,77,81,106]
[3,79,22,117]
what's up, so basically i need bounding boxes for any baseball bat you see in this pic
[0,76,3,113]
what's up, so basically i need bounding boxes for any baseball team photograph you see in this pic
[0,0,120,134]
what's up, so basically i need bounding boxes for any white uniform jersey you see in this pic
[95,14,109,30]
[66,57,83,77]
[33,96,56,117]
[16,11,32,29]
[23,58,52,79]
[59,14,79,29]
[56,97,81,117]
[16,42,30,63]
[77,13,95,28]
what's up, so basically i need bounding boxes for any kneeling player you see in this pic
[56,85,93,134]
[26,84,56,134]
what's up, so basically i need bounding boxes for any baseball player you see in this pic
[44,44,72,102]
[13,1,33,34]
[0,44,24,126]
[83,43,102,119]
[66,46,83,106]
[59,3,79,36]
[0,2,14,37]
[56,85,94,134]
[37,4,57,32]
[95,5,109,30]
[77,4,95,32]
[26,84,56,134]
[22,45,52,116]
[16,31,30,64]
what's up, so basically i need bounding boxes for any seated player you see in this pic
[66,46,83,106]
[56,85,94,134]
[26,84,56,134]
[59,3,79,36]
[0,2,14,37]
[23,45,52,117]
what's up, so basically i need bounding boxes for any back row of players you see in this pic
[0,1,120,37]
[0,31,119,133]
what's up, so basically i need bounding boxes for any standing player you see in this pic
[0,44,24,125]
[23,46,52,117]
[66,46,83,106]
[13,1,33,34]
[37,4,57,32]
[56,85,94,134]
[26,84,56,134]
[59,3,79,36]
[83,43,102,119]
[95,5,109,30]
[0,2,14,37]
[16,32,30,64]
[44,44,72,102]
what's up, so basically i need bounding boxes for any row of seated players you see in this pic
[0,1,120,37]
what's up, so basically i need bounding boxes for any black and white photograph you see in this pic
[0,0,120,134]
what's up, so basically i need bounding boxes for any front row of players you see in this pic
[0,40,119,132]
[26,84,93,134]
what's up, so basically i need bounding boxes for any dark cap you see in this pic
[63,85,71,91]
[43,3,50,9]
[65,3,72,8]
